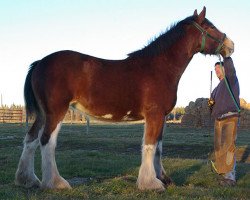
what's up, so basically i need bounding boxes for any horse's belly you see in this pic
[69,101,142,122]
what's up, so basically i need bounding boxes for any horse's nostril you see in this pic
[230,48,234,54]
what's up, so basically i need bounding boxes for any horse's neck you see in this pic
[159,33,198,85]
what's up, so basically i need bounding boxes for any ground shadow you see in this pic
[169,163,203,186]
[235,162,250,181]
[240,145,250,163]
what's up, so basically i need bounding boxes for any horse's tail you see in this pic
[24,60,40,117]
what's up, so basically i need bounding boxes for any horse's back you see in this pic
[30,50,144,121]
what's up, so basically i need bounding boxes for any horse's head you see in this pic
[192,7,234,58]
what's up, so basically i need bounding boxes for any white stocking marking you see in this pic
[40,122,61,187]
[141,144,157,179]
[15,127,44,187]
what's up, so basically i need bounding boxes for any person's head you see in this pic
[214,61,225,80]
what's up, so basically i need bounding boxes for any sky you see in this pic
[0,0,250,107]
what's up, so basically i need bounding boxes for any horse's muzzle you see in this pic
[221,37,234,58]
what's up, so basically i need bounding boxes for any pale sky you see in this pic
[0,0,250,107]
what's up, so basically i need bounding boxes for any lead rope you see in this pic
[218,55,241,113]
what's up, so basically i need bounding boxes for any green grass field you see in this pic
[0,123,249,199]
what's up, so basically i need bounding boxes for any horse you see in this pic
[15,7,234,191]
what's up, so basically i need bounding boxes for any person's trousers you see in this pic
[214,116,238,174]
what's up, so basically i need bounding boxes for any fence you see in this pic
[0,108,24,124]
[0,107,89,125]
[0,107,182,125]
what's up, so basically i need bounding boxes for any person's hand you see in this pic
[208,98,215,109]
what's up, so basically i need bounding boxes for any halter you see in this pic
[192,21,226,54]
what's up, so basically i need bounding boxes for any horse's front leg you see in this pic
[137,112,170,191]
[154,139,173,186]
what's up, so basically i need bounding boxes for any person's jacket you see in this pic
[211,57,240,119]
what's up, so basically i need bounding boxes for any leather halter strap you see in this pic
[192,21,226,54]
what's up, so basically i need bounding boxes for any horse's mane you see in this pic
[128,16,195,58]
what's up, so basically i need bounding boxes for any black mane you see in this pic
[128,16,195,58]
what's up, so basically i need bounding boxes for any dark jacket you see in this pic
[211,57,240,119]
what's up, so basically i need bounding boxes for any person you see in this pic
[208,57,240,186]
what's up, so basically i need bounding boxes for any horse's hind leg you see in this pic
[15,116,44,188]
[40,113,71,189]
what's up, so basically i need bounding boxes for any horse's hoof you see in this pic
[137,177,165,192]
[41,176,72,190]
[161,175,174,187]
[15,173,41,188]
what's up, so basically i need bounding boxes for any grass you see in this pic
[0,123,249,199]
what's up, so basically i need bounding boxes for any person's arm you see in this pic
[224,57,236,78]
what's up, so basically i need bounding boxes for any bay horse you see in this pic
[15,7,234,191]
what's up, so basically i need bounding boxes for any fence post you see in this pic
[85,115,90,134]
[70,109,73,124]
[20,110,23,125]
[0,94,3,107]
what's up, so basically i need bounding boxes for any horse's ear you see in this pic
[193,9,198,16]
[198,6,206,24]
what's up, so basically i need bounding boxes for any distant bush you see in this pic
[167,107,185,121]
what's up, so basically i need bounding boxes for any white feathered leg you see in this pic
[15,128,43,188]
[137,143,165,191]
[154,141,164,178]
[154,140,172,186]
[40,122,71,189]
